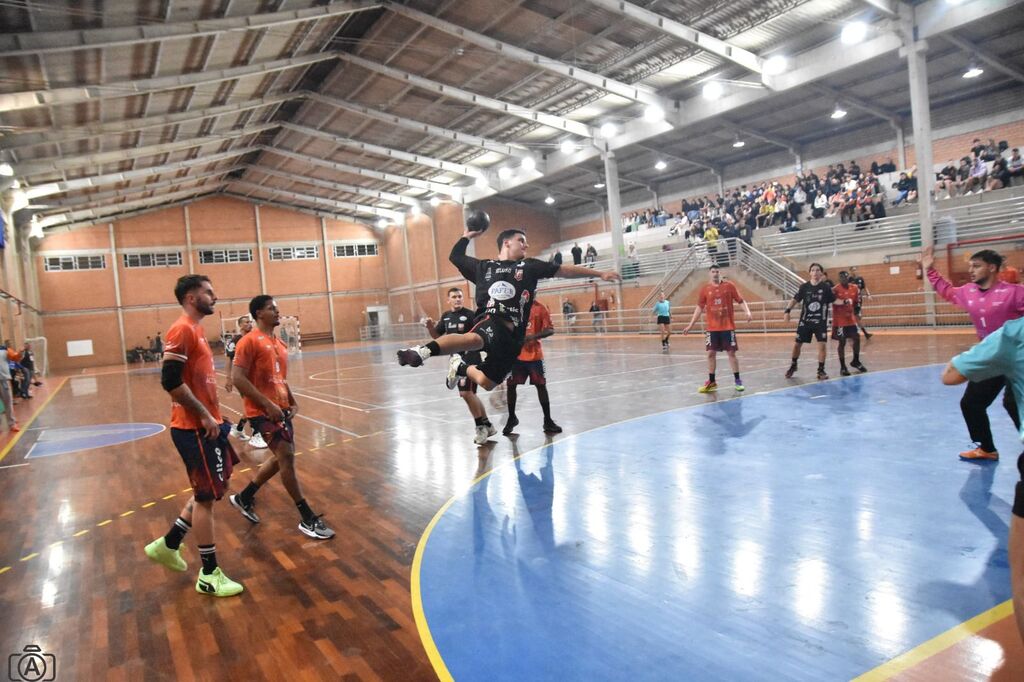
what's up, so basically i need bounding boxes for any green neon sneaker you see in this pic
[144,537,187,572]
[195,567,244,597]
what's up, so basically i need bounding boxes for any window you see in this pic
[198,248,253,264]
[334,243,379,258]
[44,255,106,271]
[123,252,182,268]
[268,245,319,261]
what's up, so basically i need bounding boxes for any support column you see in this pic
[108,223,127,364]
[603,151,624,274]
[714,169,725,198]
[401,220,416,320]
[901,5,936,323]
[320,218,337,342]
[893,121,907,170]
[183,205,195,271]
[253,204,267,294]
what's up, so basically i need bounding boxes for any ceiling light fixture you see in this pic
[0,163,13,176]
[762,55,788,76]
[410,204,422,216]
[594,182,606,189]
[599,122,619,139]
[830,104,848,120]
[962,64,984,79]
[376,218,388,229]
[521,156,537,172]
[560,140,576,155]
[429,196,441,207]
[841,21,868,46]
[732,137,746,148]
[702,81,724,100]
[644,104,665,123]
[475,175,489,189]
[544,195,555,205]
[654,160,667,171]
[498,166,513,180]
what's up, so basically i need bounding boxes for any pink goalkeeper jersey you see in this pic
[927,268,1024,339]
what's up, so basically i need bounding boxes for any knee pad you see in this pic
[1014,481,1024,519]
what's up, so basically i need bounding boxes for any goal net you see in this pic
[25,336,47,377]
[219,315,301,354]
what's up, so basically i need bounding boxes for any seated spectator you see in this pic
[964,154,988,194]
[981,138,1000,162]
[880,158,897,173]
[892,173,913,205]
[935,160,959,199]
[870,160,881,176]
[1008,148,1023,179]
[827,191,845,219]
[988,157,1012,191]
[812,191,828,219]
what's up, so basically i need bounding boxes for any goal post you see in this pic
[25,336,48,378]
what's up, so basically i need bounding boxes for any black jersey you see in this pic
[792,281,836,326]
[449,237,560,340]
[851,275,868,294]
[225,333,243,360]
[435,308,474,336]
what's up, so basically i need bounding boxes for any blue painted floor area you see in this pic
[26,423,166,458]
[418,365,1022,681]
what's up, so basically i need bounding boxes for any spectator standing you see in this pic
[571,242,583,265]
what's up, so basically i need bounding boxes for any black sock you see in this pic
[239,481,261,505]
[198,544,218,575]
[733,372,740,382]
[164,516,191,550]
[537,385,552,422]
[456,363,468,377]
[790,359,798,367]
[296,498,316,524]
[425,341,441,357]
[709,373,716,383]
[474,416,488,427]
[818,362,825,372]
[506,385,518,421]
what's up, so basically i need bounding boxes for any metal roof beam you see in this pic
[40,166,244,213]
[244,164,419,207]
[230,180,405,220]
[858,0,898,17]
[0,52,336,112]
[25,147,257,199]
[722,122,800,151]
[53,185,227,224]
[2,92,305,152]
[809,84,900,123]
[256,146,460,198]
[335,54,594,139]
[943,33,1024,85]
[17,124,275,176]
[385,2,670,108]
[278,122,483,178]
[0,1,379,57]
[308,93,532,159]
[222,193,375,228]
[635,144,718,172]
[42,191,222,234]
[583,0,762,74]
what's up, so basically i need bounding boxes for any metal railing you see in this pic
[638,243,711,308]
[733,239,805,297]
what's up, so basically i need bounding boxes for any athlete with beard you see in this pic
[785,263,836,381]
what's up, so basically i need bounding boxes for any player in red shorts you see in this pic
[682,265,752,393]
[144,275,243,597]
[832,271,868,376]
[228,295,334,540]
[503,299,561,435]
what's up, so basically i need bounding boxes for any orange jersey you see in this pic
[232,329,290,418]
[999,266,1020,284]
[164,314,221,429]
[698,281,744,332]
[831,283,860,327]
[518,301,553,362]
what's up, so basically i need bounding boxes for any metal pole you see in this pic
[893,121,907,171]
[603,150,624,275]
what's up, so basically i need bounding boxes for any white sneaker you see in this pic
[249,432,268,449]
[446,354,464,390]
[232,428,249,442]
[474,424,497,445]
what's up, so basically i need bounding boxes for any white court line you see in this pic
[0,462,30,470]
[219,400,362,438]
[290,389,370,413]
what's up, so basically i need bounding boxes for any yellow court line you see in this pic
[96,519,111,527]
[0,566,9,575]
[73,530,89,537]
[119,510,134,517]
[181,488,191,493]
[852,600,1015,681]
[49,541,62,548]
[0,377,69,464]
[162,494,177,500]
[239,467,251,473]
[19,553,38,562]
[141,502,155,508]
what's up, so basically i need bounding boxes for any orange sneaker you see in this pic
[959,447,998,462]
[10,424,19,433]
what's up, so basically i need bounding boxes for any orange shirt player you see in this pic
[144,274,243,598]
[503,299,561,436]
[683,265,752,393]
[831,271,868,376]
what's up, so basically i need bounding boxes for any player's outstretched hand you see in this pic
[919,245,934,271]
[423,317,435,331]
[463,229,485,239]
[599,270,622,282]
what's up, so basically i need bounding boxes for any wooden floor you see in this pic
[0,330,1022,680]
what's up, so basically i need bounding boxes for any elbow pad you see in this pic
[161,360,185,392]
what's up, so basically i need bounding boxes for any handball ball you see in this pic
[466,209,491,233]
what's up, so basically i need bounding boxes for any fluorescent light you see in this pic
[654,160,667,171]
[521,156,536,172]
[841,21,868,46]
[644,104,665,122]
[376,218,388,228]
[599,122,619,139]
[594,182,606,189]
[830,105,847,120]
[762,55,788,75]
[429,196,441,207]
[29,221,44,239]
[962,65,984,79]
[410,204,422,216]
[560,140,576,155]
[498,166,513,180]
[475,175,489,189]
[544,195,555,205]
[0,163,13,176]
[702,81,724,100]
[733,139,746,148]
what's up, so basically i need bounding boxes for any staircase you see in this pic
[731,239,805,298]
[639,243,711,308]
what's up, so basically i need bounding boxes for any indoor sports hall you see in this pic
[2,1,1024,680]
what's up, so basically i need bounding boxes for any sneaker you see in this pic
[248,432,268,449]
[397,346,430,367]
[959,447,998,462]
[229,494,260,524]
[144,537,187,572]
[863,331,873,340]
[232,428,250,442]
[698,380,717,393]
[10,424,19,433]
[299,515,335,540]
[446,353,464,390]
[543,420,563,434]
[734,381,745,392]
[785,364,797,379]
[851,361,868,373]
[502,416,519,436]
[195,567,244,597]
[840,367,851,376]
[817,369,829,380]
[474,424,497,445]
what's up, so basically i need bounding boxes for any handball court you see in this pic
[1,331,1023,681]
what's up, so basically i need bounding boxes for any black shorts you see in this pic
[250,414,295,447]
[1015,454,1024,518]
[171,422,239,502]
[796,323,828,343]
[705,330,738,352]
[832,325,859,340]
[657,316,671,325]
[469,316,523,384]
[508,359,546,386]
[853,304,863,316]
[458,351,482,393]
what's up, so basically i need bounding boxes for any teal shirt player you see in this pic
[654,300,671,317]
[951,317,1024,440]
